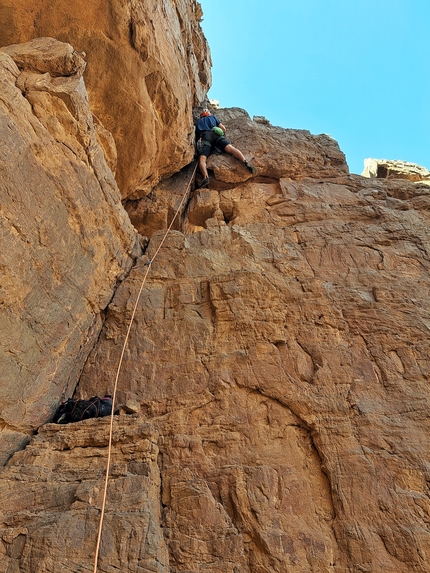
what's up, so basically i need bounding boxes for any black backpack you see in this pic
[53,396,112,424]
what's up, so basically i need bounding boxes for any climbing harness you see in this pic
[92,161,198,573]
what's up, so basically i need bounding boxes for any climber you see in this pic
[195,109,256,188]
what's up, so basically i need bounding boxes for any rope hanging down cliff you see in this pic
[92,161,198,573]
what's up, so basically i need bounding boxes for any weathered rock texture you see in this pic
[363,158,430,184]
[125,107,348,237]
[1,10,430,573]
[0,418,168,572]
[0,39,140,464]
[0,0,211,197]
[75,115,430,571]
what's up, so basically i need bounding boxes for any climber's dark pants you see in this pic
[199,130,231,157]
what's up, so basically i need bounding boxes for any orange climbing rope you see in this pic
[92,161,198,573]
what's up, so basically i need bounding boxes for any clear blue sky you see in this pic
[199,0,429,175]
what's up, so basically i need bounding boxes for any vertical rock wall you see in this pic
[0,419,168,572]
[0,2,429,572]
[0,0,211,197]
[74,117,429,572]
[0,39,140,464]
[0,0,210,462]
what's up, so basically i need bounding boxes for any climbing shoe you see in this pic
[244,160,257,174]
[199,176,210,188]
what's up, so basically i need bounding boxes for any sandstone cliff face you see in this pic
[74,146,430,572]
[3,108,429,570]
[0,418,168,572]
[1,6,430,573]
[125,108,348,237]
[0,0,211,198]
[0,39,140,464]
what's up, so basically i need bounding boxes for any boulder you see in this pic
[363,158,430,183]
[205,107,348,183]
